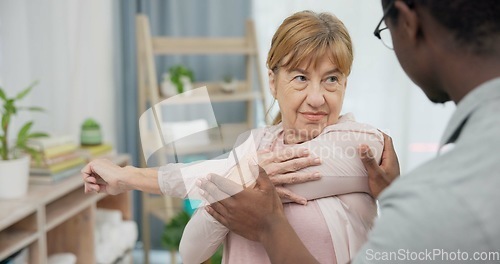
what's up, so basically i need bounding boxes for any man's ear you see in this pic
[268,69,277,98]
[393,1,420,45]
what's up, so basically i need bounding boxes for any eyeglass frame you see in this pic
[373,0,396,49]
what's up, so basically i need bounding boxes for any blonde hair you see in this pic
[267,11,354,125]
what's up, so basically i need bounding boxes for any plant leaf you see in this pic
[28,132,49,139]
[28,106,44,112]
[161,211,190,250]
[5,100,16,114]
[15,81,38,100]
[24,146,43,165]
[0,88,6,101]
[17,121,33,144]
[2,114,10,130]
[18,106,45,112]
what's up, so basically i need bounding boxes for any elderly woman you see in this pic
[82,11,383,264]
[178,11,383,264]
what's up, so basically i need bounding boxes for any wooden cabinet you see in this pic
[0,155,131,264]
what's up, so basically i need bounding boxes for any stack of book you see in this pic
[28,136,86,184]
[80,143,114,161]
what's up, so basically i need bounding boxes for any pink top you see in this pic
[158,113,383,264]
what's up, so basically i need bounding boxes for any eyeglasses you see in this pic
[374,0,396,49]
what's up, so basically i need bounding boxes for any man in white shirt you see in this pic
[200,0,500,263]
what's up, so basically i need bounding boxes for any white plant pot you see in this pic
[221,81,238,93]
[0,155,31,199]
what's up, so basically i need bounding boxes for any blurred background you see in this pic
[0,0,455,263]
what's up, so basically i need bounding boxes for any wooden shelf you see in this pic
[0,154,131,264]
[0,210,38,261]
[141,122,249,156]
[0,230,38,261]
[176,122,248,155]
[137,14,266,263]
[0,199,37,232]
[158,81,262,105]
[152,37,256,55]
[45,189,102,231]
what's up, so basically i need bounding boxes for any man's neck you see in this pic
[438,52,500,104]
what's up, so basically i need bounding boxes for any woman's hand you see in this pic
[257,148,321,205]
[81,159,134,195]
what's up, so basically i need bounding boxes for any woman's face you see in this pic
[270,55,346,144]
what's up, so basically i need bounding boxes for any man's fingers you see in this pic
[276,186,307,205]
[207,174,244,197]
[255,166,275,190]
[382,132,395,153]
[205,205,229,227]
[270,171,321,185]
[380,133,400,177]
[200,187,218,204]
[359,145,383,175]
[200,177,237,204]
[360,133,401,198]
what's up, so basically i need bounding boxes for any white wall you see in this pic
[0,0,118,146]
[252,0,455,173]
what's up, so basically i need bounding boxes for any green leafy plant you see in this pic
[161,210,223,263]
[161,211,191,251]
[168,65,194,94]
[211,246,223,263]
[0,81,48,161]
[82,118,100,130]
[223,74,233,83]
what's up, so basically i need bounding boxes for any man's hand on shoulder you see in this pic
[359,132,400,198]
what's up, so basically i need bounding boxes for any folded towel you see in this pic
[48,253,77,264]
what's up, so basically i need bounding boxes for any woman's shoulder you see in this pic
[321,113,383,140]
[233,124,282,150]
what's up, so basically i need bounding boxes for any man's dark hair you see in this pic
[383,0,500,54]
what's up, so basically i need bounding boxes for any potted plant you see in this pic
[0,82,47,199]
[162,211,191,264]
[161,208,223,264]
[220,74,238,93]
[80,118,102,146]
[168,65,195,95]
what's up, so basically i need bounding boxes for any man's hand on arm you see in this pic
[199,167,319,264]
[359,132,400,198]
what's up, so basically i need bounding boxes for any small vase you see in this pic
[221,80,237,93]
[0,155,30,199]
[81,128,102,146]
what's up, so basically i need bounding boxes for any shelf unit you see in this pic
[136,14,266,264]
[0,155,131,264]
